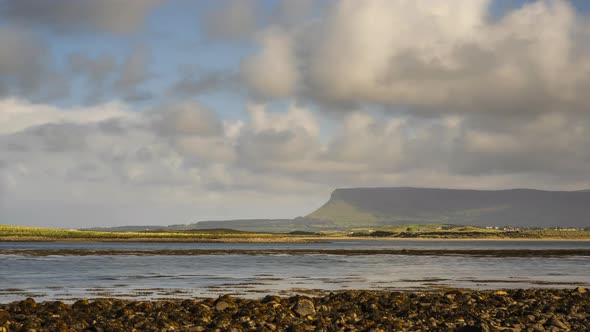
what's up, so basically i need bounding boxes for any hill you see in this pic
[168,218,335,233]
[81,187,590,232]
[307,187,590,228]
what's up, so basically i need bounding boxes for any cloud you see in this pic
[64,48,154,104]
[204,0,258,40]
[167,68,237,98]
[235,104,320,171]
[0,98,134,135]
[115,47,153,102]
[151,100,223,137]
[1,0,161,34]
[271,0,316,27]
[449,112,590,176]
[3,0,590,227]
[2,97,590,227]
[0,28,66,101]
[68,53,117,103]
[241,0,590,115]
[240,28,299,99]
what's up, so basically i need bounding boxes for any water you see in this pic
[1,240,589,302]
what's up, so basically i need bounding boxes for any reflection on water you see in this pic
[1,240,589,302]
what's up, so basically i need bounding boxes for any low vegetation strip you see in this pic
[0,224,277,241]
[350,229,590,239]
[0,289,588,331]
[2,224,590,242]
[2,248,590,257]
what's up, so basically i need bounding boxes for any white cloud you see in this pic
[241,0,590,114]
[240,28,299,99]
[0,98,135,134]
[2,97,590,227]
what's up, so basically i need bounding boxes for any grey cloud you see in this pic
[69,53,117,81]
[447,113,590,176]
[28,123,89,152]
[236,129,317,172]
[1,0,161,34]
[65,162,108,182]
[168,69,238,98]
[151,101,223,137]
[115,47,153,102]
[204,0,258,40]
[271,0,316,27]
[65,48,154,104]
[0,28,67,101]
[97,118,133,136]
[117,48,150,88]
[68,53,117,103]
[2,123,82,154]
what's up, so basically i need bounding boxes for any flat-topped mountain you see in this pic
[307,187,590,228]
[86,187,590,232]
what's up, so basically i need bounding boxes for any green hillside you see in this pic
[308,200,379,227]
[306,187,590,228]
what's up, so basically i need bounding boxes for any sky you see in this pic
[2,0,590,227]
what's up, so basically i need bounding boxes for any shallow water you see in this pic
[1,240,589,302]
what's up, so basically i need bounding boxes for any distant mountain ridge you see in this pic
[308,187,590,228]
[86,187,590,232]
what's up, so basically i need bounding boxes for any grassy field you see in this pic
[321,224,590,239]
[1,223,589,241]
[0,224,280,241]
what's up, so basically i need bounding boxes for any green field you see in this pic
[320,224,590,239]
[0,224,277,240]
[1,223,589,241]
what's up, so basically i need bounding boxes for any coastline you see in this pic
[1,288,588,331]
[2,248,590,257]
[1,235,590,243]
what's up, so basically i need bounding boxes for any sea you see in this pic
[1,240,589,302]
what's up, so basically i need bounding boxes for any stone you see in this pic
[548,316,569,330]
[0,310,9,325]
[456,325,484,332]
[294,298,316,317]
[215,301,232,312]
[0,289,588,331]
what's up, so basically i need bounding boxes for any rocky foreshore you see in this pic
[0,288,588,331]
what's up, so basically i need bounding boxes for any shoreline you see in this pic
[1,288,587,331]
[2,235,590,243]
[2,248,590,257]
